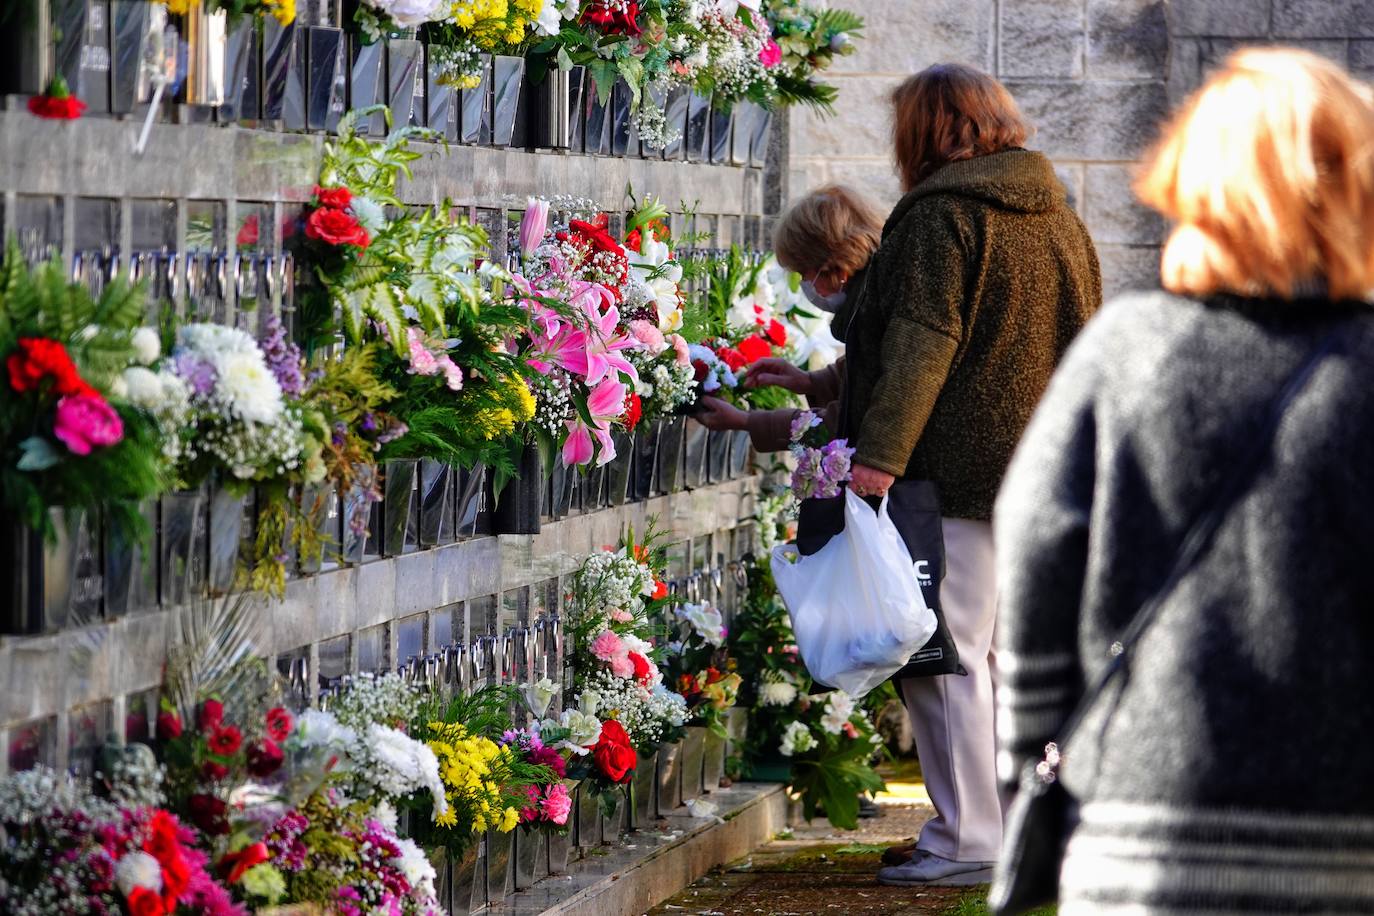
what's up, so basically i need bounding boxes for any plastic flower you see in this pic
[541,782,572,824]
[819,691,856,735]
[7,337,92,396]
[305,207,370,249]
[53,393,124,455]
[208,725,243,755]
[27,73,86,120]
[265,707,293,743]
[524,678,559,718]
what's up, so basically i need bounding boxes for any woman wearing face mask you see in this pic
[695,184,883,448]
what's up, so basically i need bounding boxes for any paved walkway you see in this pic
[646,769,1012,916]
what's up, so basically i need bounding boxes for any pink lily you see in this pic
[572,281,640,387]
[526,324,590,377]
[520,198,550,259]
[563,376,629,467]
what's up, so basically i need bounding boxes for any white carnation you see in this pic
[115,850,163,896]
[758,677,797,708]
[131,327,161,365]
[393,834,438,901]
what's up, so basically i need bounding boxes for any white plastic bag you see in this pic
[770,490,936,698]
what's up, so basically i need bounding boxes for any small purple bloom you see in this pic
[173,351,217,397]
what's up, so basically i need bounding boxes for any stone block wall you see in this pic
[790,0,1372,300]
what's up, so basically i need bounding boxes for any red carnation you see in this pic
[143,811,190,908]
[155,711,182,741]
[716,346,747,372]
[737,335,772,364]
[27,74,85,120]
[569,218,625,256]
[201,760,229,781]
[197,700,223,732]
[246,739,284,778]
[766,319,788,347]
[622,392,643,432]
[7,337,93,397]
[692,359,711,383]
[305,206,370,249]
[187,794,229,836]
[265,707,293,743]
[625,228,643,252]
[592,719,637,783]
[207,724,242,756]
[313,184,352,209]
[126,886,164,916]
[652,580,668,601]
[628,651,652,683]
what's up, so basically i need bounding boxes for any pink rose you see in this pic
[590,630,626,662]
[759,39,782,68]
[53,393,123,455]
[670,334,691,366]
[541,783,572,825]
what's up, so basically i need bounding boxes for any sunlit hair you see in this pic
[890,64,1032,192]
[773,184,884,290]
[1137,48,1374,301]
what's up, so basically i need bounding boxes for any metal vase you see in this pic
[751,106,774,168]
[425,44,458,140]
[486,827,514,904]
[575,782,601,850]
[680,726,707,802]
[207,483,249,594]
[657,416,687,493]
[385,29,425,129]
[513,825,547,890]
[581,460,607,513]
[632,419,662,500]
[661,85,691,160]
[527,65,571,149]
[703,728,726,792]
[491,444,541,535]
[728,429,753,478]
[418,459,453,547]
[341,466,374,564]
[160,488,207,606]
[296,482,336,574]
[610,78,635,157]
[380,459,418,556]
[686,91,712,162]
[459,53,493,145]
[709,99,733,164]
[349,35,386,135]
[631,748,659,828]
[215,15,260,122]
[583,71,613,156]
[455,463,485,539]
[104,501,157,618]
[491,54,526,147]
[427,848,451,914]
[683,418,710,489]
[656,739,683,813]
[731,102,761,166]
[547,818,573,874]
[449,840,485,915]
[305,24,346,131]
[566,65,587,151]
[639,82,669,156]
[707,428,731,482]
[183,3,233,107]
[725,706,749,757]
[606,429,634,506]
[261,18,305,128]
[3,510,88,634]
[549,462,577,520]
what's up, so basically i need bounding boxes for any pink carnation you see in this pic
[759,39,782,68]
[541,783,572,825]
[591,630,627,662]
[629,320,666,355]
[670,334,691,366]
[610,654,636,678]
[406,327,438,375]
[435,354,463,391]
[609,608,634,623]
[53,393,123,455]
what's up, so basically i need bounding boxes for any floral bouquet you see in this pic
[663,601,741,736]
[765,0,864,111]
[787,410,854,500]
[675,0,780,109]
[0,245,167,542]
[423,0,547,88]
[499,726,574,831]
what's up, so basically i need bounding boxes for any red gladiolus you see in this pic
[737,335,772,364]
[155,711,182,741]
[27,74,86,120]
[6,337,92,396]
[126,886,165,916]
[765,319,787,347]
[314,184,352,209]
[622,392,642,431]
[247,739,284,778]
[652,580,668,601]
[715,346,747,372]
[265,707,293,743]
[207,724,242,756]
[187,794,229,836]
[305,206,370,249]
[592,718,637,783]
[201,760,229,781]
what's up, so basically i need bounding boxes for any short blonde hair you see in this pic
[773,185,884,290]
[1136,48,1374,301]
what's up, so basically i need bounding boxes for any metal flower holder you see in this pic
[656,738,684,812]
[631,748,659,828]
[680,726,708,802]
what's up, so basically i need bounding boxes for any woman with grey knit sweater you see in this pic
[993,49,1374,914]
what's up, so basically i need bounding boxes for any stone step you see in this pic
[489,782,787,916]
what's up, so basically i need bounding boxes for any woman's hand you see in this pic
[695,396,749,431]
[745,358,812,395]
[849,463,896,498]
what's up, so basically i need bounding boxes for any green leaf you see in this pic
[16,436,60,471]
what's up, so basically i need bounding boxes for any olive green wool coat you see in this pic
[843,149,1102,520]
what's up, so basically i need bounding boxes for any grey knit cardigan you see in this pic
[994,290,1374,914]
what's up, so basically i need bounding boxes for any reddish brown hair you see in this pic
[891,64,1032,191]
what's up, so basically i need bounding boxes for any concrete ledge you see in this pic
[491,782,787,916]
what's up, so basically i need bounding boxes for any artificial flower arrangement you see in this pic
[0,244,167,543]
[726,553,886,829]
[560,532,690,810]
[662,600,742,737]
[27,72,87,120]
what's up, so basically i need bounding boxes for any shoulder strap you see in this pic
[1041,328,1342,775]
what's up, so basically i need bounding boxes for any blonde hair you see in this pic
[1136,48,1374,301]
[773,185,884,290]
[891,64,1031,192]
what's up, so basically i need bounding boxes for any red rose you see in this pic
[218,841,270,884]
[737,335,772,364]
[187,794,229,836]
[652,580,668,601]
[766,319,787,347]
[246,739,284,778]
[197,700,223,732]
[126,886,165,916]
[155,711,182,741]
[207,725,242,756]
[581,0,641,35]
[6,337,92,396]
[592,719,637,783]
[705,667,723,685]
[716,346,747,372]
[569,218,625,256]
[314,184,352,209]
[625,228,643,252]
[265,707,293,743]
[201,760,229,781]
[628,651,652,683]
[622,392,642,432]
[305,206,370,249]
[692,359,711,383]
[235,214,260,248]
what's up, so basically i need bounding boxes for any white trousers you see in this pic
[900,517,1003,863]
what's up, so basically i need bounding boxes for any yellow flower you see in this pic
[162,0,191,13]
[499,807,520,832]
[436,807,458,828]
[266,0,295,25]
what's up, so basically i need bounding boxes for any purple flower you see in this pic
[360,412,378,433]
[789,411,821,443]
[260,315,305,398]
[173,351,217,397]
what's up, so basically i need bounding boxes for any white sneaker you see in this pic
[875,850,995,886]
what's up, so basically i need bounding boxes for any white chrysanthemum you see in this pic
[779,720,816,757]
[291,709,358,754]
[758,677,798,708]
[820,691,856,735]
[214,350,285,424]
[115,850,163,896]
[365,0,444,28]
[393,834,438,901]
[181,322,257,357]
[122,366,164,405]
[364,723,448,815]
[131,327,161,365]
[371,800,399,832]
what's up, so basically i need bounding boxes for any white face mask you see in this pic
[801,279,847,312]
